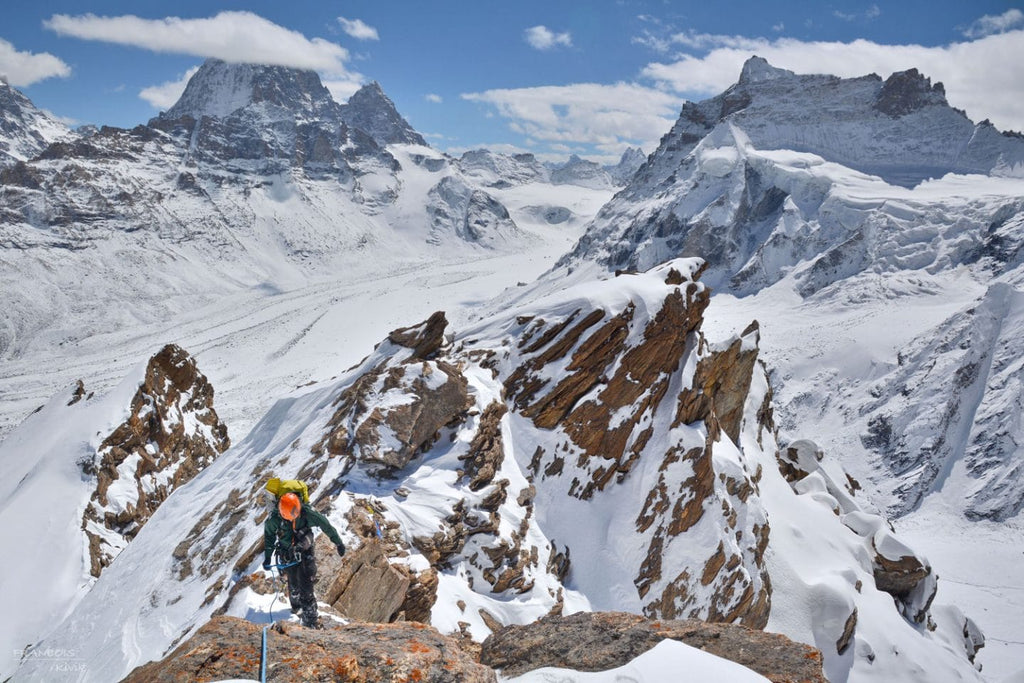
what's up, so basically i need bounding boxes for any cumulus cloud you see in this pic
[641,31,1024,132]
[139,66,199,109]
[962,9,1024,38]
[524,25,572,50]
[337,17,379,41]
[45,11,352,74]
[0,38,71,87]
[425,93,443,103]
[462,82,680,157]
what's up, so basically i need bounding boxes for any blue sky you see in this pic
[2,1,1022,163]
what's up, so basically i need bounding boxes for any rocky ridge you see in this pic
[82,344,230,577]
[14,258,982,683]
[480,611,825,682]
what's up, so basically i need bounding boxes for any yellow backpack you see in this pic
[264,477,310,503]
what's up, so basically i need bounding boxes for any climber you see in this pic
[263,488,346,629]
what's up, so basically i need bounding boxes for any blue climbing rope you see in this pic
[259,560,299,682]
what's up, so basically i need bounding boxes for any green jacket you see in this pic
[263,503,343,565]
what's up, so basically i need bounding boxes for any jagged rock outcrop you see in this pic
[339,81,427,147]
[82,344,229,576]
[314,314,472,471]
[123,615,495,682]
[315,536,411,622]
[480,611,825,682]
[500,260,772,627]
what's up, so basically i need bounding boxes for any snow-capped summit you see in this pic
[159,58,341,122]
[606,146,647,185]
[637,55,1024,188]
[0,79,69,164]
[737,55,795,84]
[339,81,426,147]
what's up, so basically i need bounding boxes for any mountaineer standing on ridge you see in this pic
[262,478,346,629]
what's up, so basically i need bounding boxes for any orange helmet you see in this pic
[278,492,302,521]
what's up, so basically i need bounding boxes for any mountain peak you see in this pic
[874,67,948,117]
[738,56,795,85]
[340,81,426,146]
[161,58,337,121]
[0,81,69,163]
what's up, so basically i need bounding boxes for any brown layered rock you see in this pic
[480,611,825,683]
[123,615,495,682]
[507,282,710,500]
[676,321,761,443]
[82,343,229,577]
[315,537,411,623]
[314,314,472,471]
[389,310,448,359]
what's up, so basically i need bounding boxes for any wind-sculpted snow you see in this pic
[14,259,983,683]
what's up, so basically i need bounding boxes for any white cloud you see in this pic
[640,31,1024,132]
[772,23,785,33]
[963,9,1024,38]
[139,66,199,109]
[669,31,765,51]
[425,93,443,104]
[462,82,680,156]
[0,38,71,87]
[524,25,572,50]
[322,78,364,102]
[337,17,379,41]
[44,11,352,74]
[834,5,880,22]
[632,31,672,53]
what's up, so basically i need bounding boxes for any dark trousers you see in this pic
[278,535,319,627]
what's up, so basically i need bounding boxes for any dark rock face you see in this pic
[123,615,496,682]
[82,344,230,577]
[339,81,427,147]
[480,611,825,682]
[874,68,947,118]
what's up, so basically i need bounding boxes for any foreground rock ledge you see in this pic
[123,615,495,682]
[480,611,825,683]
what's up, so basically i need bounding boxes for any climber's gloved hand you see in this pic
[336,542,346,558]
[262,560,273,571]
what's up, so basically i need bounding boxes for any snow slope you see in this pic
[14,260,980,683]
